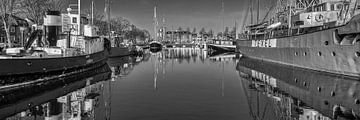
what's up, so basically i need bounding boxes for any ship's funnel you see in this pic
[44,11,61,47]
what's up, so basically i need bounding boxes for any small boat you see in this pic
[149,41,163,50]
[0,11,110,77]
[208,39,236,52]
[109,46,130,58]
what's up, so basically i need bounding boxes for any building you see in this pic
[0,14,29,47]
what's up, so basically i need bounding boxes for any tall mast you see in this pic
[250,0,253,24]
[257,0,260,24]
[78,0,81,35]
[91,0,94,25]
[221,0,224,40]
[105,0,111,38]
[154,0,158,41]
[235,19,238,40]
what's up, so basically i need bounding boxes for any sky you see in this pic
[77,0,274,37]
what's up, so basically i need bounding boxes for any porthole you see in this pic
[332,52,336,56]
[331,91,335,97]
[304,52,307,56]
[356,52,360,57]
[324,41,329,45]
[318,52,322,56]
[295,52,298,56]
[355,99,360,105]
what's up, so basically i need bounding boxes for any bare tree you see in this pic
[46,0,68,12]
[19,0,68,25]
[19,0,47,25]
[0,0,18,47]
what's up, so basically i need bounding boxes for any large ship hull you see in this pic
[0,50,108,77]
[109,46,130,58]
[236,20,360,77]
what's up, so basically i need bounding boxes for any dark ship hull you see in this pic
[236,15,360,77]
[0,50,108,77]
[109,46,130,58]
[236,57,360,119]
[149,42,163,50]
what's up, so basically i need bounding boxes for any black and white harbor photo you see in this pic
[0,0,360,119]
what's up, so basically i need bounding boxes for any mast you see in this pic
[235,19,238,40]
[153,1,158,41]
[78,0,81,35]
[91,0,94,25]
[105,0,111,38]
[221,0,225,40]
[250,0,253,24]
[257,0,260,24]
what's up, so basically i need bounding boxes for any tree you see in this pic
[177,27,182,31]
[19,0,68,25]
[223,27,229,39]
[208,29,214,38]
[199,27,206,35]
[192,27,196,34]
[46,0,68,12]
[0,0,18,47]
[230,26,236,39]
[110,16,131,36]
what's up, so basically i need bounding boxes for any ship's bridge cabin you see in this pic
[291,0,352,30]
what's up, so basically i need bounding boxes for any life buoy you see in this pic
[315,14,324,22]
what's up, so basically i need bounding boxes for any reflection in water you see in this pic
[110,48,245,120]
[237,57,360,120]
[1,65,111,120]
[108,51,151,79]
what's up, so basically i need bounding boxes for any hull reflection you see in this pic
[0,65,111,119]
[237,57,360,120]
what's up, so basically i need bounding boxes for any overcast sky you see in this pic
[78,0,274,36]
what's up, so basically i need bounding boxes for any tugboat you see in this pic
[236,0,360,77]
[0,10,110,77]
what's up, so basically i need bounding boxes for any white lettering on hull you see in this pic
[251,39,277,47]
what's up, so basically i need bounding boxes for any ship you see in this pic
[0,9,110,77]
[236,0,360,77]
[149,41,163,51]
[236,56,360,119]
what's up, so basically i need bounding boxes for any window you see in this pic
[72,17,77,23]
[10,27,15,33]
[331,4,335,11]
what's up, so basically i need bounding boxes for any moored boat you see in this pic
[149,41,163,50]
[236,0,360,77]
[208,39,236,52]
[0,11,110,77]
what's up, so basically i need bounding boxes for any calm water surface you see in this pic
[1,48,360,120]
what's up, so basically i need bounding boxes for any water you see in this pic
[1,48,359,120]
